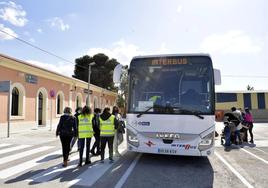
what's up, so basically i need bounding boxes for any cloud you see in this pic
[37,28,42,33]
[87,39,172,65]
[0,23,18,40]
[27,60,74,77]
[177,5,182,13]
[47,17,70,31]
[0,1,28,27]
[29,38,35,43]
[87,39,144,65]
[201,30,262,54]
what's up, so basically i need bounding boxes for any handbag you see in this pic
[236,123,243,130]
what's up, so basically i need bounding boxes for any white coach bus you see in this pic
[114,54,221,156]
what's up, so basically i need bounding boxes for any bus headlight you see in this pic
[127,129,139,147]
[198,132,214,151]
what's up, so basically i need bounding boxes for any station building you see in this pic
[216,91,268,122]
[0,53,117,131]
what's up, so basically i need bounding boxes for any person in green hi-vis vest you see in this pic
[77,106,94,167]
[99,107,119,163]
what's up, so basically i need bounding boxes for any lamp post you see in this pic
[87,62,96,107]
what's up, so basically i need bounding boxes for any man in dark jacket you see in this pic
[91,108,101,155]
[99,107,119,163]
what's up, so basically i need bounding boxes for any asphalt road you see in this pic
[0,122,267,188]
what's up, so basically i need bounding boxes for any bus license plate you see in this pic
[158,148,177,154]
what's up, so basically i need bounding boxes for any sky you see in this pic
[0,0,267,91]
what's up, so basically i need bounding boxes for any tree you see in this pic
[116,66,128,108]
[115,66,128,117]
[73,53,119,91]
[246,85,254,91]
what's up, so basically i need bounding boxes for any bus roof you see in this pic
[131,53,211,60]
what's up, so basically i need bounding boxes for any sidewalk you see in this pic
[0,123,58,145]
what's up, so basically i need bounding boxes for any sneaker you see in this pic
[100,160,104,163]
[250,140,254,143]
[85,160,91,165]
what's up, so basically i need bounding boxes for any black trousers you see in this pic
[60,136,73,161]
[100,136,114,160]
[79,138,91,164]
[91,133,100,155]
[248,122,254,141]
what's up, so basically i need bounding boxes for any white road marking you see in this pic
[0,145,31,155]
[254,134,267,140]
[0,146,53,165]
[0,150,61,179]
[0,144,11,148]
[114,153,142,188]
[68,148,126,187]
[26,154,80,183]
[241,148,268,164]
[215,151,254,188]
[254,147,268,155]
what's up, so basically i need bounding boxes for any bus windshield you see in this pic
[128,56,214,115]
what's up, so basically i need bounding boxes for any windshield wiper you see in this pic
[136,106,154,118]
[170,107,204,119]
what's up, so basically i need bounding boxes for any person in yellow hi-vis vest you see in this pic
[78,106,94,167]
[99,107,119,163]
[149,95,161,103]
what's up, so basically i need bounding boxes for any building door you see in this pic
[38,92,43,125]
[243,93,252,109]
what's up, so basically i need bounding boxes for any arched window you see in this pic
[76,93,82,109]
[76,97,79,109]
[56,93,64,115]
[38,92,43,125]
[94,97,98,109]
[57,95,61,114]
[86,96,89,106]
[11,87,19,115]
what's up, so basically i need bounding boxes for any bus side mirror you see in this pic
[214,69,221,85]
[113,64,123,85]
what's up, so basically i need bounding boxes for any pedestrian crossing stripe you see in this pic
[0,146,54,165]
[26,154,80,183]
[0,150,62,179]
[0,145,31,155]
[0,142,127,186]
[0,144,12,148]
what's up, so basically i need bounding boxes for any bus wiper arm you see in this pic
[136,106,154,118]
[171,107,204,119]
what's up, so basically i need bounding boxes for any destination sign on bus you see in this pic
[151,58,188,66]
